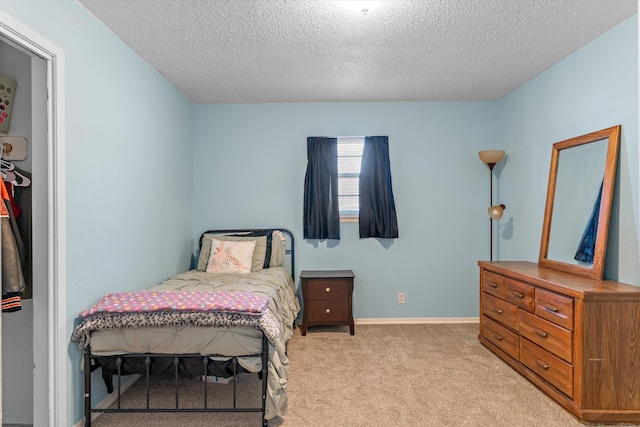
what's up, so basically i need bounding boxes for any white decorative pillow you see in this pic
[198,234,267,272]
[206,238,256,274]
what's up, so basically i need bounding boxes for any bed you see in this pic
[72,228,300,426]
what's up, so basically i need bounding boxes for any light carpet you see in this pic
[92,323,635,426]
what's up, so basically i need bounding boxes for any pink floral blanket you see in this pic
[72,290,280,349]
[80,290,269,317]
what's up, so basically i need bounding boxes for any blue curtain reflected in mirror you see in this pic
[574,180,603,265]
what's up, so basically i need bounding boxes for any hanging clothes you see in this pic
[1,178,25,312]
[6,167,32,299]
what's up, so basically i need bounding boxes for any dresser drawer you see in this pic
[506,279,534,312]
[535,288,574,330]
[483,315,519,359]
[483,270,506,299]
[519,310,572,363]
[306,279,349,300]
[520,337,573,398]
[482,293,518,330]
[307,299,349,322]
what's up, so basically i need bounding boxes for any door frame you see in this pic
[0,10,67,427]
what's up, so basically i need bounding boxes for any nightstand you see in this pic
[300,270,355,336]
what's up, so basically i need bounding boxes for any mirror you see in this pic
[538,125,620,279]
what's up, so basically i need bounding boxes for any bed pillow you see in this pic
[269,230,286,267]
[217,230,276,269]
[206,238,256,274]
[198,234,267,272]
[223,229,286,268]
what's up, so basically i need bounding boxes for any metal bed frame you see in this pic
[83,228,294,427]
[84,335,269,426]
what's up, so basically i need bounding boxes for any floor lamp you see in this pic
[479,150,506,261]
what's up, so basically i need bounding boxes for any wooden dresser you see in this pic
[300,270,355,336]
[478,260,640,424]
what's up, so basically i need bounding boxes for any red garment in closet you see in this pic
[1,178,24,312]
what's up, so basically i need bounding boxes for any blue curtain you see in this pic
[359,136,398,238]
[574,181,603,264]
[303,137,340,239]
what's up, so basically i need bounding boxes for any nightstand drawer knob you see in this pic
[325,308,331,314]
[325,287,331,293]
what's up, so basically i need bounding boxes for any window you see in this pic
[337,136,364,221]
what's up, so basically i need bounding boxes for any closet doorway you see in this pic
[0,12,66,427]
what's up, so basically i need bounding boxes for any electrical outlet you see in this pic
[398,292,405,304]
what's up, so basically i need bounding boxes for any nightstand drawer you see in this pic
[306,279,349,300]
[307,299,349,322]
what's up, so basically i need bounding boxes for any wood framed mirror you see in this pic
[538,125,620,279]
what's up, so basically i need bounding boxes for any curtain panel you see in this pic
[303,137,340,239]
[359,136,399,238]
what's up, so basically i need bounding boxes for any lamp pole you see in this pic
[487,163,496,261]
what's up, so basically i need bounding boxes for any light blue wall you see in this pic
[2,1,195,425]
[499,15,639,285]
[191,14,639,319]
[193,102,499,318]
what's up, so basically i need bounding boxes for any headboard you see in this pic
[199,228,295,278]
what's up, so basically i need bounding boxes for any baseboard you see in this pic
[1,411,33,425]
[355,317,479,324]
[74,374,141,427]
[295,317,479,326]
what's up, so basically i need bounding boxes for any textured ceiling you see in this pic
[78,0,637,104]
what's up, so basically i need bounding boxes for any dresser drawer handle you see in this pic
[492,333,504,341]
[544,304,560,313]
[535,358,550,370]
[512,292,524,299]
[325,287,331,293]
[493,308,503,315]
[325,308,331,314]
[488,282,498,288]
[534,329,548,338]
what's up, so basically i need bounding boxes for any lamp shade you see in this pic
[488,204,506,220]
[478,150,505,165]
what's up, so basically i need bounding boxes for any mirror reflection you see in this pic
[547,138,608,265]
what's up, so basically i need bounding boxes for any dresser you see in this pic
[478,261,640,423]
[300,270,355,336]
